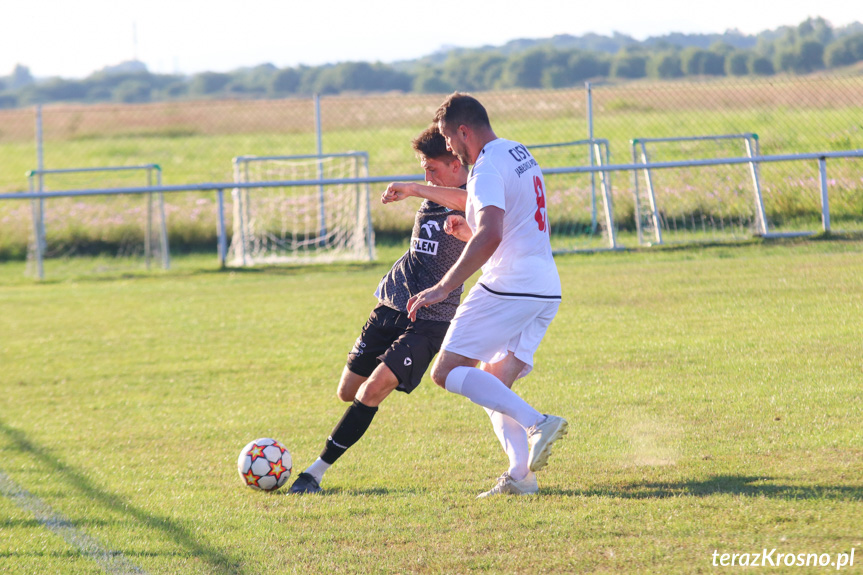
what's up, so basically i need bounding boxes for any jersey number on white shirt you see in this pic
[533,175,547,233]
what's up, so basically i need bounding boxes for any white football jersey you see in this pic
[466,138,561,300]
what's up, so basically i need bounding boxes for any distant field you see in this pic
[3,79,862,186]
[1,237,861,573]
[1,77,862,258]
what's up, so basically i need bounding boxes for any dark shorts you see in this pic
[346,305,450,394]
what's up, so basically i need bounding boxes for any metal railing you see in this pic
[2,149,862,278]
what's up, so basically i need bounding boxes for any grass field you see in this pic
[1,237,862,573]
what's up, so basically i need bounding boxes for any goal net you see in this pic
[229,152,375,266]
[631,134,768,245]
[529,140,618,251]
[25,165,170,279]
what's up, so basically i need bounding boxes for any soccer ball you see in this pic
[237,438,292,491]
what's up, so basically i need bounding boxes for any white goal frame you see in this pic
[26,164,169,280]
[631,133,768,245]
[229,152,375,266]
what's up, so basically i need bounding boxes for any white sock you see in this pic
[485,408,530,481]
[445,366,543,429]
[303,458,331,484]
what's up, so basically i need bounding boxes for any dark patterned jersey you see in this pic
[376,199,467,322]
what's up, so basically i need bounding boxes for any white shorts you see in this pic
[441,284,560,379]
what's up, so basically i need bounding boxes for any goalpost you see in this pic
[631,133,768,245]
[229,152,375,266]
[26,164,169,279]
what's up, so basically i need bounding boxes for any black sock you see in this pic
[320,399,378,464]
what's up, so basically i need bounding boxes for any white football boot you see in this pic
[476,471,539,499]
[527,414,568,472]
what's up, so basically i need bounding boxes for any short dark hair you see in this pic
[433,92,491,132]
[411,124,456,161]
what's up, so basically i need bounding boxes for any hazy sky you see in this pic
[1,0,859,79]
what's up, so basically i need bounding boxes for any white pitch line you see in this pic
[0,470,147,574]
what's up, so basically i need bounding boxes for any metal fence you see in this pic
[1,75,862,265]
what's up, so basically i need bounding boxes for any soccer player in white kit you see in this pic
[382,92,568,497]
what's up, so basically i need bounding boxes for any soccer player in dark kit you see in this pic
[288,125,469,494]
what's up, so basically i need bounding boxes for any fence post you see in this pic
[637,141,664,245]
[217,188,227,268]
[631,141,643,245]
[27,172,44,280]
[34,106,46,280]
[819,157,831,233]
[156,166,170,270]
[593,143,617,249]
[35,104,44,172]
[314,93,327,245]
[744,134,769,235]
[146,168,153,269]
[585,82,597,234]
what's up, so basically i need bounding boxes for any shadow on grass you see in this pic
[311,486,428,497]
[1,259,389,286]
[617,231,863,254]
[29,259,389,285]
[200,260,385,277]
[0,419,244,575]
[545,475,863,500]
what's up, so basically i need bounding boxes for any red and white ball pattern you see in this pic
[237,438,292,491]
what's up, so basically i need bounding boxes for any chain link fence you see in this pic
[1,75,861,262]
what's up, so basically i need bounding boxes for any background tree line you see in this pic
[1,17,861,108]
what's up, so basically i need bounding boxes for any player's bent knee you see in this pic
[336,386,356,403]
[431,361,450,389]
[336,367,366,403]
[356,365,400,407]
[356,383,389,406]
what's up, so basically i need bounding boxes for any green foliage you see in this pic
[682,48,725,76]
[0,93,17,109]
[725,51,749,76]
[3,17,863,108]
[227,63,278,97]
[825,32,863,67]
[649,52,683,79]
[314,62,412,94]
[569,51,611,81]
[798,16,834,45]
[114,80,152,103]
[270,68,301,95]
[612,52,648,79]
[797,40,826,72]
[500,49,547,88]
[412,69,453,94]
[21,78,89,103]
[10,64,34,89]
[749,55,775,75]
[190,72,232,96]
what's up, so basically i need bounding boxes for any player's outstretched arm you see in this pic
[382,182,466,212]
